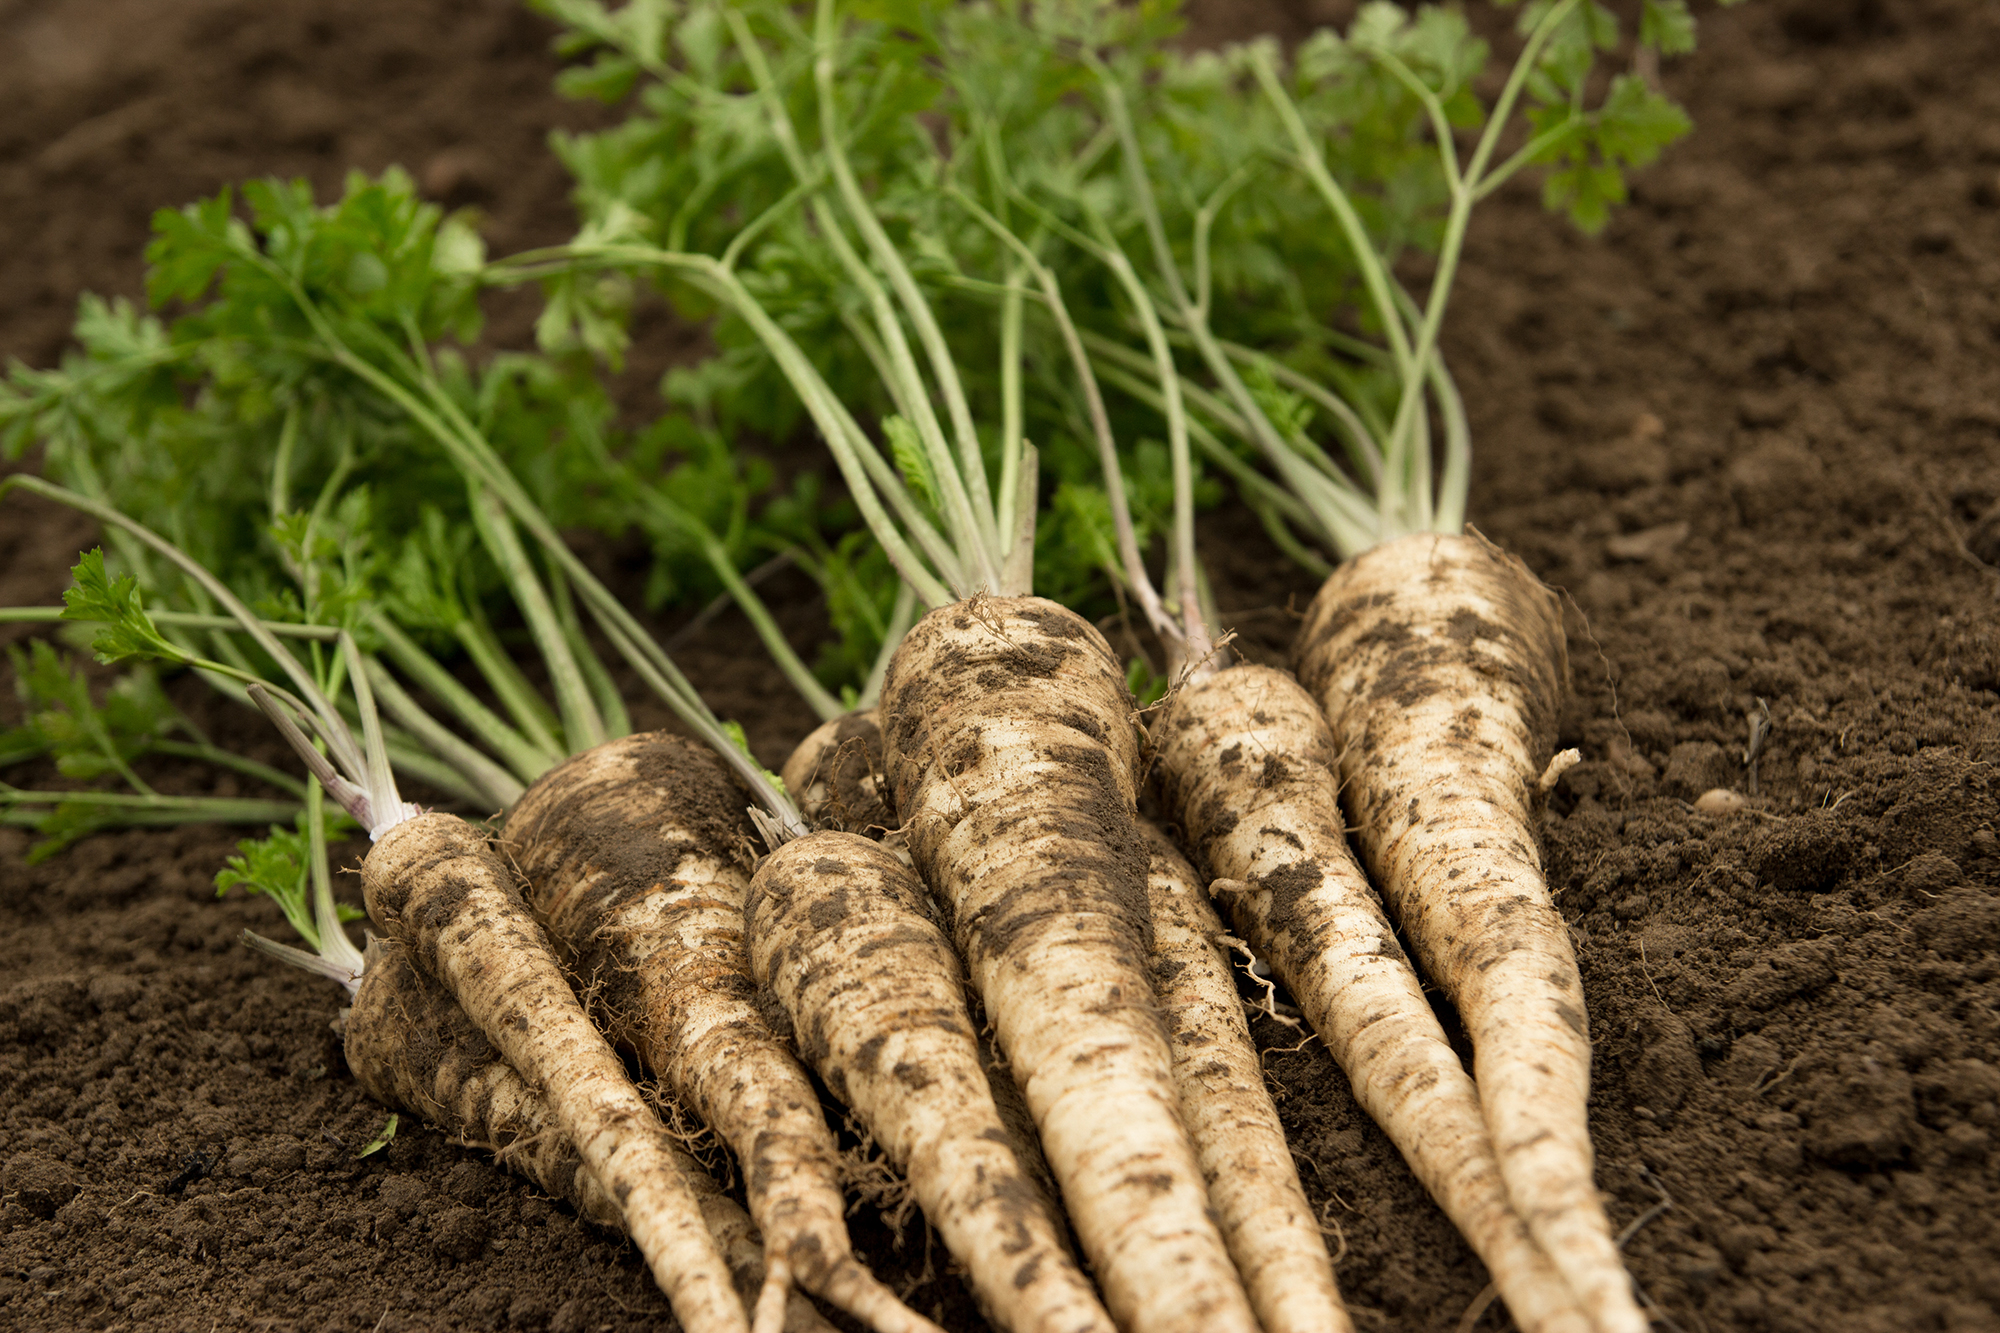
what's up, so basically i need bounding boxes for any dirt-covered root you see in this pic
[345,937,620,1229]
[501,733,935,1333]
[1153,663,1590,1333]
[363,812,748,1333]
[1294,532,1641,1333]
[1136,820,1355,1333]
[344,938,836,1333]
[782,715,1059,1206]
[747,830,1113,1333]
[880,595,1258,1333]
[781,711,902,848]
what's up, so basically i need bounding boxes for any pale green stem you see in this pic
[74,699,157,797]
[269,403,300,525]
[1083,225,1210,667]
[1474,117,1588,203]
[1375,0,1580,538]
[466,488,606,753]
[1211,339,1382,486]
[839,310,931,441]
[1083,359,1310,527]
[724,11,980,596]
[586,603,805,840]
[363,657,527,811]
[1361,44,1465,195]
[452,612,565,759]
[1190,168,1255,320]
[296,282,808,829]
[858,581,917,711]
[305,777,366,978]
[378,736,491,810]
[0,607,339,639]
[631,486,844,723]
[248,257,792,779]
[812,0,999,561]
[1247,497,1336,581]
[0,787,298,821]
[1429,348,1472,534]
[546,566,632,741]
[294,434,357,621]
[1091,61,1350,562]
[672,260,959,604]
[147,740,307,798]
[1086,355,1374,558]
[997,443,1038,600]
[948,189,1172,638]
[370,615,559,784]
[717,170,826,274]
[0,606,349,647]
[1250,48,1415,377]
[340,633,414,834]
[996,268,1026,545]
[2,476,365,783]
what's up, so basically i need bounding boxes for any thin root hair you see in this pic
[1256,1025,1324,1063]
[1292,1152,1357,1219]
[1216,931,1302,1030]
[960,593,1028,659]
[1131,630,1236,793]
[836,1120,917,1234]
[1615,1166,1677,1252]
[1451,1283,1500,1333]
[1149,628,1239,722]
[1313,1198,1352,1265]
[640,1077,725,1174]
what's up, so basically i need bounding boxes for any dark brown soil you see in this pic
[4,2,1997,1331]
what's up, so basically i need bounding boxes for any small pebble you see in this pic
[1695,788,1748,815]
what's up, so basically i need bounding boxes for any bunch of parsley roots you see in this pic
[1,3,1725,1331]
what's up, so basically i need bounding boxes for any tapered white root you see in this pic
[748,830,1114,1333]
[880,596,1259,1333]
[1136,819,1357,1333]
[364,813,749,1333]
[780,710,901,848]
[1155,663,1592,1333]
[345,937,836,1333]
[501,734,940,1333]
[1295,531,1645,1333]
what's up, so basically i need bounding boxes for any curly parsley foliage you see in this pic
[0,624,303,862]
[1506,0,1703,233]
[5,166,829,687]
[215,810,364,953]
[527,0,1718,628]
[6,639,173,782]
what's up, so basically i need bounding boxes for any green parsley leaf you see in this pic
[61,550,191,668]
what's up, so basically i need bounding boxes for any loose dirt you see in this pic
[3,1,1996,1330]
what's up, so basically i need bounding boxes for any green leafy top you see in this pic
[6,163,821,828]
[215,808,365,953]
[529,0,1713,636]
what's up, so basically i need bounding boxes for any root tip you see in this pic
[751,1262,791,1333]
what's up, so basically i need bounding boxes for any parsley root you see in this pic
[364,811,749,1333]
[881,597,1258,1333]
[501,732,938,1333]
[344,938,838,1333]
[780,710,899,848]
[1293,532,1643,1333]
[746,829,1113,1333]
[1136,819,1356,1333]
[1155,663,1592,1333]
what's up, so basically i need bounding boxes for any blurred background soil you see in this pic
[2,1,1997,1330]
